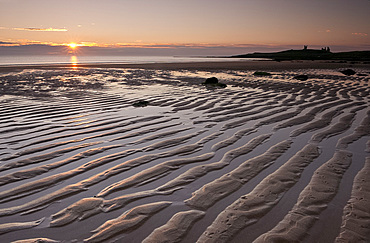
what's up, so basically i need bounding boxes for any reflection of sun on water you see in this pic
[66,42,82,68]
[70,55,78,69]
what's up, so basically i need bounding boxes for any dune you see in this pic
[0,61,369,242]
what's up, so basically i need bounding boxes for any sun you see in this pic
[65,42,85,55]
[68,42,78,49]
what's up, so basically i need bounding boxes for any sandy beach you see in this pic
[1,59,370,73]
[0,60,369,243]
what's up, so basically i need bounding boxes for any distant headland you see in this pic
[230,46,370,61]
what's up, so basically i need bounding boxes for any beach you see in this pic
[1,59,370,73]
[0,60,369,243]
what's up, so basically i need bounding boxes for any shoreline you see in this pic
[1,60,370,73]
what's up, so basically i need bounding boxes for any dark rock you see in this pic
[203,82,227,89]
[204,77,219,84]
[253,71,272,76]
[215,83,227,88]
[202,77,227,88]
[294,75,309,81]
[340,69,356,76]
[132,100,150,107]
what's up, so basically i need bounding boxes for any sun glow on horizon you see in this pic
[66,42,82,55]
[68,42,78,49]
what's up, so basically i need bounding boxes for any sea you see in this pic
[0,55,256,66]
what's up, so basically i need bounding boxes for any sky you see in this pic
[0,0,369,56]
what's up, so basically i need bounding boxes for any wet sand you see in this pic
[0,61,369,242]
[1,59,370,73]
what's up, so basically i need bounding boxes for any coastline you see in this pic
[1,59,370,73]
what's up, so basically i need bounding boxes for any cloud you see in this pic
[318,29,331,33]
[0,41,321,52]
[352,32,368,37]
[0,38,60,46]
[2,39,369,56]
[0,41,15,44]
[13,27,68,32]
[0,40,18,46]
[112,43,283,49]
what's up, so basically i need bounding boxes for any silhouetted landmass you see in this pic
[231,48,370,61]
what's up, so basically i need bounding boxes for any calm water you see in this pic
[0,55,259,65]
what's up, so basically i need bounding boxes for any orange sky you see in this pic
[0,0,369,55]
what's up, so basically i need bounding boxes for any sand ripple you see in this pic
[0,67,368,242]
